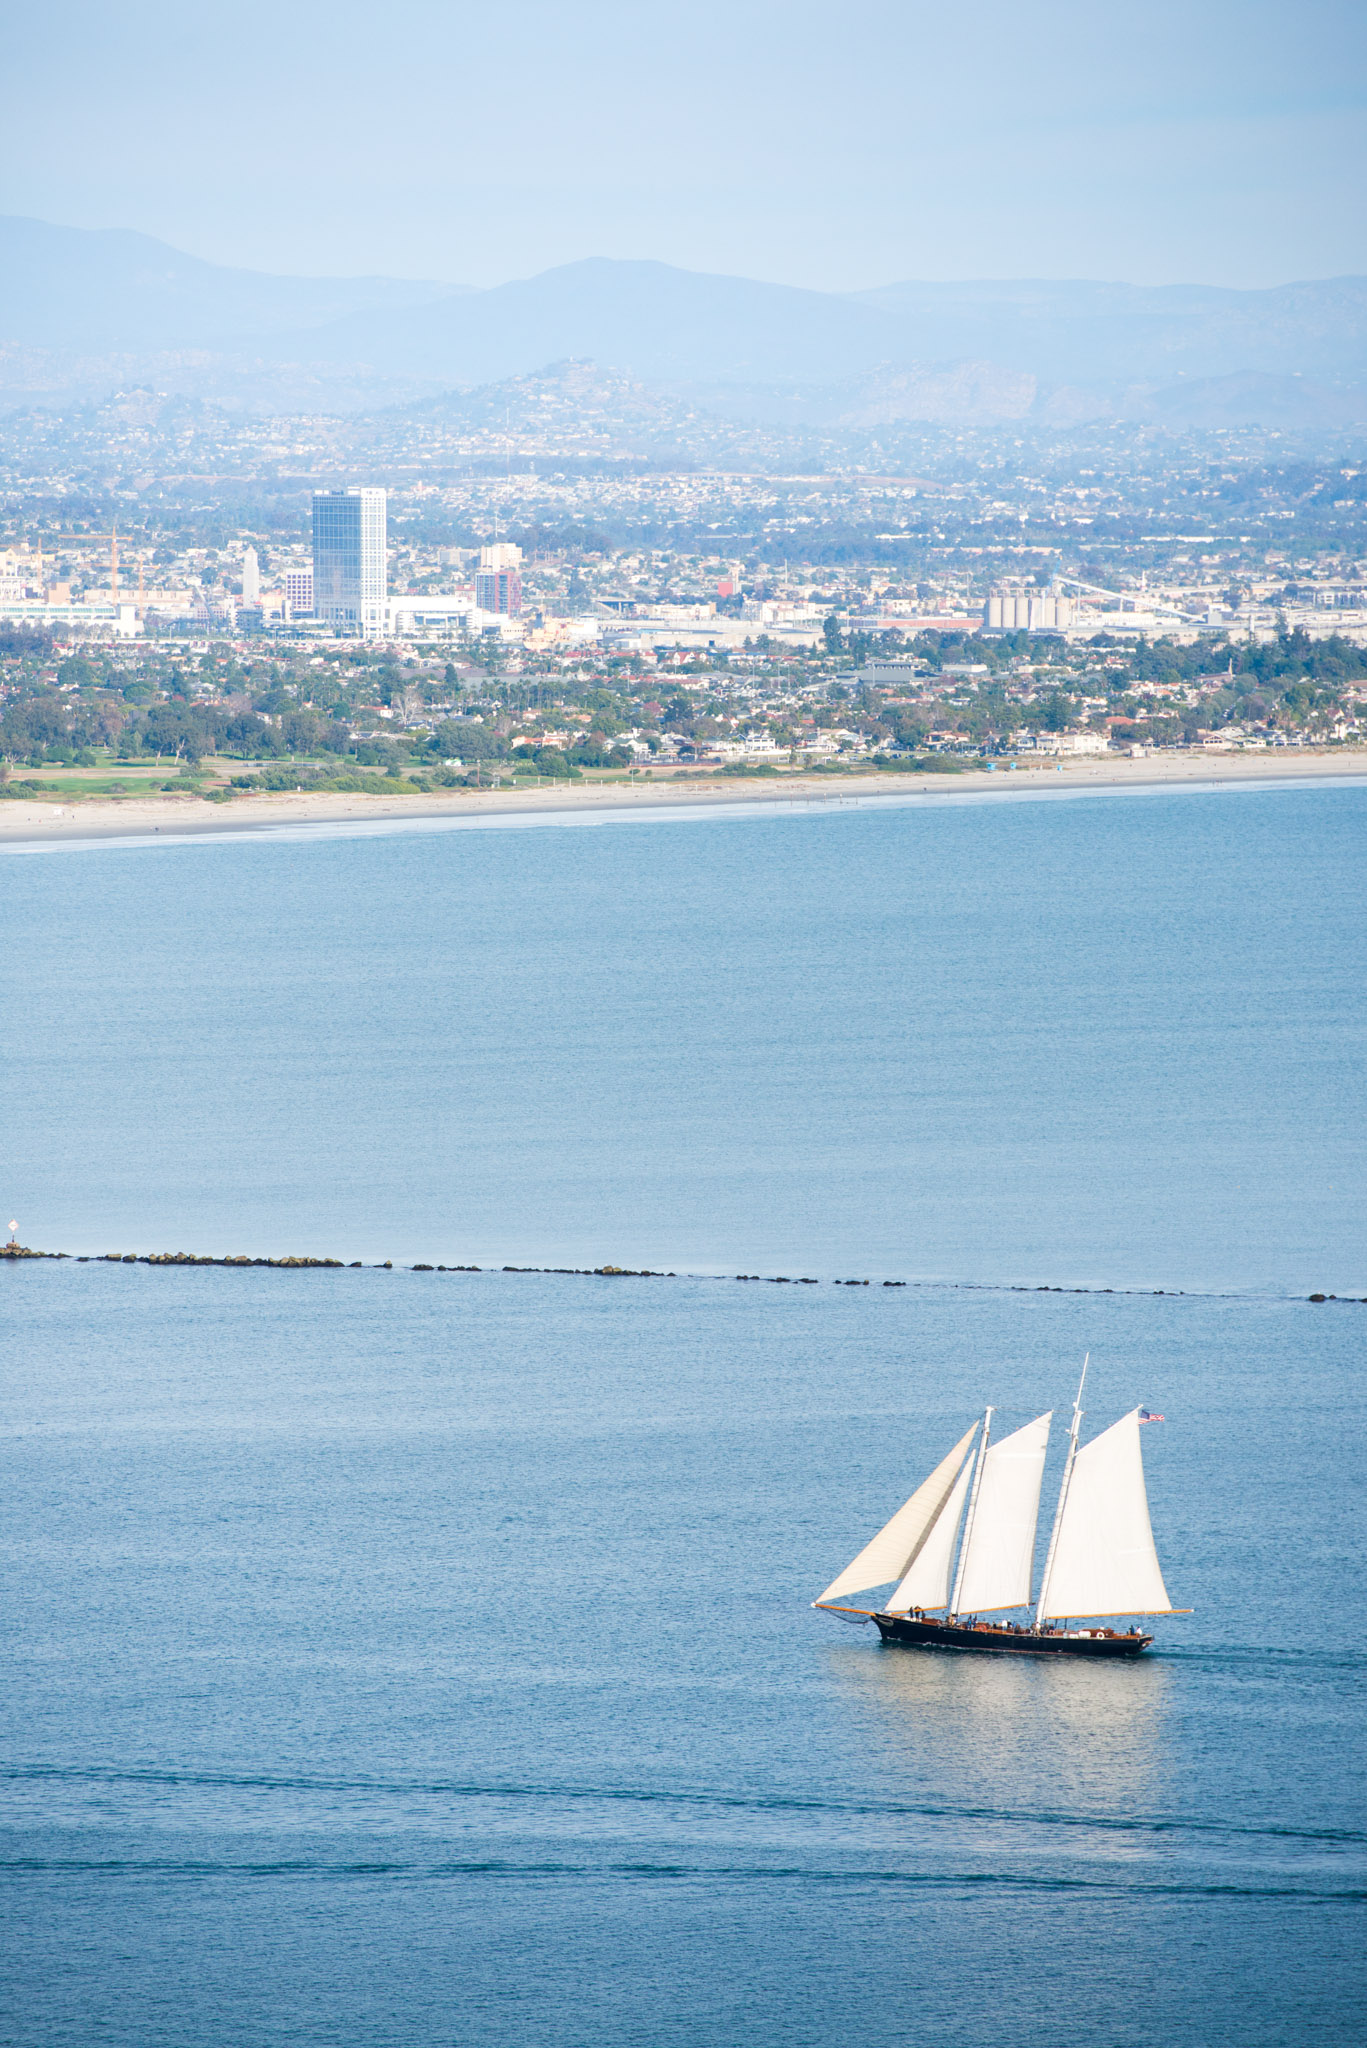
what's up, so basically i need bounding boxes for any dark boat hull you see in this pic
[874,1614,1151,1658]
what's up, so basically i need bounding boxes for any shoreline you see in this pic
[2,748,1365,845]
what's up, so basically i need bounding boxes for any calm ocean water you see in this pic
[2,784,1365,2044]
[3,782,1366,1290]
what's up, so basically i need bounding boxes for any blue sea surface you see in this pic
[3,780,1365,1290]
[1,784,1364,2044]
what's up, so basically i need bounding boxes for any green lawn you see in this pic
[3,758,849,804]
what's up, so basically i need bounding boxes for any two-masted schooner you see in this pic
[814,1364,1187,1657]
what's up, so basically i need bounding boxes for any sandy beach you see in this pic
[2,748,1364,844]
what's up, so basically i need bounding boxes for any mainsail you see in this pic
[884,1456,973,1614]
[950,1412,1052,1614]
[1036,1408,1175,1620]
[814,1422,979,1607]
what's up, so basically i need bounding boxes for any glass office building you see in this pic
[312,488,387,635]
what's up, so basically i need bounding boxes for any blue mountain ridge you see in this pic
[2,218,1364,423]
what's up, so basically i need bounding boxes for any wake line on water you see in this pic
[0,1855,1359,1901]
[6,1764,1360,1848]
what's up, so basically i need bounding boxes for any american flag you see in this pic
[1138,1408,1165,1423]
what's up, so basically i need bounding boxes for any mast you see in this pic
[1035,1354,1087,1629]
[948,1405,993,1618]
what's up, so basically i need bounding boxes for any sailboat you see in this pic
[814,1362,1187,1658]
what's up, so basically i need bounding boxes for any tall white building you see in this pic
[313,488,387,635]
[241,546,261,603]
[479,542,522,572]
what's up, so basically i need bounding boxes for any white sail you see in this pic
[884,1456,972,1613]
[951,1412,1052,1614]
[815,1422,979,1606]
[1036,1409,1175,1620]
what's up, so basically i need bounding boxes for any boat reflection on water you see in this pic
[825,1635,1174,1853]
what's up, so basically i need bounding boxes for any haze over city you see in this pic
[9,0,1367,289]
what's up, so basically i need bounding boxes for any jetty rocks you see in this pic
[98,1252,347,1268]
[3,1242,1362,1301]
[0,1246,344,1268]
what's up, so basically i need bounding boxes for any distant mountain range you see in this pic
[2,216,1364,429]
[0,216,458,350]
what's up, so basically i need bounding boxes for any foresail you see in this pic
[1036,1409,1175,1620]
[815,1422,979,1606]
[884,1456,972,1614]
[952,1411,1052,1614]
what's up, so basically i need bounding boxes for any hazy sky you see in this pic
[7,0,1365,290]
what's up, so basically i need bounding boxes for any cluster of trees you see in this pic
[0,690,357,767]
[424,718,631,775]
[122,702,354,762]
[1108,631,1366,740]
[0,628,54,659]
[1235,628,1367,689]
[0,689,125,762]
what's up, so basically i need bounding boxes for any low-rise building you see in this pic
[1044,731,1109,755]
[1014,730,1110,756]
